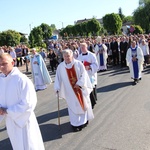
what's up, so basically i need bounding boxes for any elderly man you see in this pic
[54,49,94,132]
[30,48,52,91]
[0,53,45,150]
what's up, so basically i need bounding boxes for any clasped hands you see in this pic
[33,61,38,65]
[0,107,7,115]
[132,57,138,61]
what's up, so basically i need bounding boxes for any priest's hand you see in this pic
[74,84,81,89]
[85,66,91,70]
[0,107,7,115]
[33,61,38,65]
[132,57,137,61]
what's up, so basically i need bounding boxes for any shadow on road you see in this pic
[98,67,129,77]
[37,108,75,142]
[97,81,132,93]
[37,108,68,124]
[40,122,73,142]
[0,138,12,150]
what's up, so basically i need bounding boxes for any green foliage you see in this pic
[103,13,122,35]
[74,24,82,36]
[65,25,74,36]
[59,18,102,38]
[81,22,88,36]
[86,18,102,36]
[132,25,143,34]
[133,1,150,33]
[40,23,52,40]
[50,24,56,31]
[139,0,150,5]
[123,16,134,23]
[0,30,21,46]
[29,23,52,48]
[20,35,28,44]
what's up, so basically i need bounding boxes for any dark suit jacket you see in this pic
[110,41,118,53]
[120,41,128,54]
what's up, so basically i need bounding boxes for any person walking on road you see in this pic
[77,42,98,109]
[126,40,144,85]
[30,48,52,91]
[54,49,94,132]
[0,53,45,150]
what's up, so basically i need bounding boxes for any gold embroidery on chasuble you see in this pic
[66,65,84,110]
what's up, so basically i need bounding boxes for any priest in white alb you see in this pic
[54,49,94,132]
[0,53,45,150]
[95,36,108,71]
[30,48,52,91]
[77,42,99,109]
[126,40,144,85]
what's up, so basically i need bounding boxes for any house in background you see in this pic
[121,22,132,35]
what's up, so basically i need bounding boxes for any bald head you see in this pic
[0,53,13,61]
[0,53,14,75]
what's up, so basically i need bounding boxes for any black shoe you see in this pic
[133,79,137,85]
[84,121,89,127]
[72,125,82,132]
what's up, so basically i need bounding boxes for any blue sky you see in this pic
[0,0,139,35]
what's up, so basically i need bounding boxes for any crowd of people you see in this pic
[0,33,150,149]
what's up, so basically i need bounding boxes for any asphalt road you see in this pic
[1,64,150,150]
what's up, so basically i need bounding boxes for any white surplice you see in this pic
[54,59,94,126]
[77,51,98,87]
[0,67,45,150]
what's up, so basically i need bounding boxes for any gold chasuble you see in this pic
[66,65,84,111]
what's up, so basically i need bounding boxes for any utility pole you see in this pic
[59,21,64,28]
[29,24,31,33]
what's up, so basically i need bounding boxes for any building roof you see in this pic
[75,18,103,25]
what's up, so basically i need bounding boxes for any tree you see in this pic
[81,22,88,36]
[118,7,125,21]
[65,25,74,37]
[139,0,150,5]
[133,1,150,33]
[74,23,82,36]
[20,35,28,44]
[71,25,78,37]
[86,18,102,36]
[103,13,122,35]
[29,23,52,48]
[123,16,134,23]
[132,25,143,34]
[29,26,43,48]
[50,24,56,31]
[40,23,52,41]
[0,30,21,46]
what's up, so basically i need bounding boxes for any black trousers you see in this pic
[90,89,97,108]
[16,57,22,67]
[50,60,56,72]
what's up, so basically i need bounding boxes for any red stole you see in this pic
[66,65,84,110]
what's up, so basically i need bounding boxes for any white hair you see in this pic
[96,36,102,43]
[62,49,73,56]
